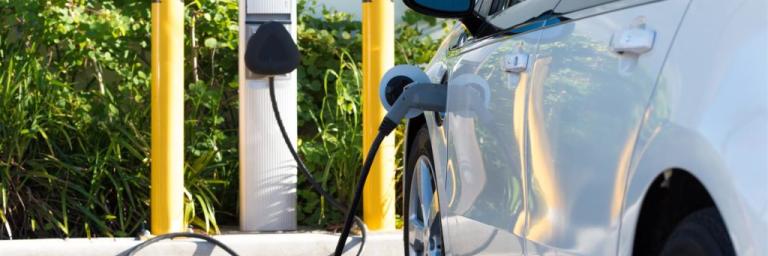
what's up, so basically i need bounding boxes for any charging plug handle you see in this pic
[379,82,447,135]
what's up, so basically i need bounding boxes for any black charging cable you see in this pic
[333,131,389,256]
[333,115,396,256]
[268,77,369,256]
[126,232,239,256]
[332,113,398,256]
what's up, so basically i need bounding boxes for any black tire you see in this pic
[659,207,736,256]
[403,126,444,256]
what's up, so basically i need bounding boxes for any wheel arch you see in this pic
[404,114,428,163]
[629,168,721,255]
[617,124,751,256]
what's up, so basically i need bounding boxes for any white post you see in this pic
[238,0,298,231]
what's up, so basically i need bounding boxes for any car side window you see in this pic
[485,0,528,16]
[553,0,618,13]
[486,0,559,30]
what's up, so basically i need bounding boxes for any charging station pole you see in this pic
[238,0,298,231]
[362,0,397,231]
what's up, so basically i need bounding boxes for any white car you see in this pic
[398,0,767,255]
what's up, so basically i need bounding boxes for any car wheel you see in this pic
[659,207,736,256]
[404,126,445,256]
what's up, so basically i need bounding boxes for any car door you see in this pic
[441,1,557,255]
[523,0,690,255]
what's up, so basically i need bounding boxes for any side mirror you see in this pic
[244,22,300,76]
[403,0,474,18]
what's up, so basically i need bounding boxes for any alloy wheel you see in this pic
[407,155,444,256]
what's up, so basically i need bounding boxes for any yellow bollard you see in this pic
[362,0,396,231]
[150,0,185,234]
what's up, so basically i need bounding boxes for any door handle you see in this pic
[611,27,655,55]
[503,53,529,73]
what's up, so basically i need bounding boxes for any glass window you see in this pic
[506,0,527,7]
[487,0,559,29]
[553,0,618,13]
[488,0,528,16]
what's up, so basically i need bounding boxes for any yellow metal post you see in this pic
[362,0,396,231]
[150,0,185,234]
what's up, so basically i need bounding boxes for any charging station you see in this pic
[238,0,298,231]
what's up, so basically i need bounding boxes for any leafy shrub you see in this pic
[0,0,444,238]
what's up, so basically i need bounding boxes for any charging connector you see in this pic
[381,82,447,134]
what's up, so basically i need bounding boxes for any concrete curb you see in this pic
[0,232,403,256]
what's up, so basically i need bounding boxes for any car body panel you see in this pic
[618,0,768,255]
[442,29,542,255]
[523,1,689,255]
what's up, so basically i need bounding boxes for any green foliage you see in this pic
[396,10,447,65]
[0,0,155,239]
[0,0,443,238]
[295,0,450,227]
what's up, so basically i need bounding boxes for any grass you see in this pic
[0,31,227,239]
[297,50,364,225]
[0,42,151,238]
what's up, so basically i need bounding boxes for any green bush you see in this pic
[0,0,445,238]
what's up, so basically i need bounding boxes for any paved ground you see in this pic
[0,231,403,256]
